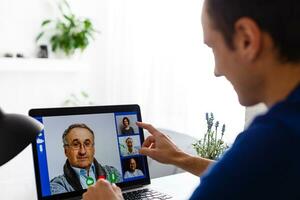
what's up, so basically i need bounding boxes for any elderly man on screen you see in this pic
[50,123,122,194]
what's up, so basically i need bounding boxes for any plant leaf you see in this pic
[84,19,92,29]
[63,14,75,26]
[36,32,44,42]
[41,20,51,26]
[62,0,71,11]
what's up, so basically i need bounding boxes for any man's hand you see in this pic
[82,179,123,200]
[137,122,183,165]
[137,122,214,176]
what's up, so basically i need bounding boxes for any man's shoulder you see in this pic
[50,174,67,183]
[236,113,297,153]
[101,164,119,172]
[248,100,300,138]
[50,174,73,194]
[230,101,300,167]
[258,86,300,133]
[136,169,144,175]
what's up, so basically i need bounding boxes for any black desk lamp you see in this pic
[0,108,43,166]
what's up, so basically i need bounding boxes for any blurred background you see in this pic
[0,0,247,143]
[0,0,271,198]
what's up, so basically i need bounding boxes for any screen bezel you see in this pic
[30,104,150,200]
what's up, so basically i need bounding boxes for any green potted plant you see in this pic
[36,0,98,57]
[62,91,94,107]
[192,112,229,160]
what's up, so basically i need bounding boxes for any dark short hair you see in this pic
[125,137,133,143]
[206,0,300,63]
[62,123,94,146]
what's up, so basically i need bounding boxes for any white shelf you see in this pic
[0,58,88,72]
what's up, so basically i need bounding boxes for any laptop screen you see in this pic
[30,105,150,200]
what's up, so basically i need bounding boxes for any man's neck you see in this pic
[263,63,300,107]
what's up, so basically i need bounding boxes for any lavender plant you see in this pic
[192,113,229,160]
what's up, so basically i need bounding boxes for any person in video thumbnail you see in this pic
[124,158,144,179]
[121,137,139,156]
[50,123,122,194]
[121,117,134,134]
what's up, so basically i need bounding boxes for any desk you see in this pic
[151,172,200,200]
[0,146,200,199]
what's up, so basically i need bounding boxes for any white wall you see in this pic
[0,0,244,141]
[0,0,102,114]
[98,0,245,143]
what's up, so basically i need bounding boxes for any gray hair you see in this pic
[62,123,94,146]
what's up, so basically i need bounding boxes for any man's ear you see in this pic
[233,17,262,61]
[64,147,68,157]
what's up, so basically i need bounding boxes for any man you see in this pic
[83,0,300,199]
[124,158,144,179]
[50,123,122,194]
[121,137,139,156]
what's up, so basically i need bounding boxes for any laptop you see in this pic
[30,104,172,200]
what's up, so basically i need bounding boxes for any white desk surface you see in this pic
[151,172,200,200]
[0,146,200,200]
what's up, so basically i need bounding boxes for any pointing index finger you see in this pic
[136,122,160,136]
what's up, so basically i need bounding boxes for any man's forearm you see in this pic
[172,151,214,176]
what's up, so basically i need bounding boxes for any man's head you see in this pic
[202,0,300,106]
[63,123,95,170]
[128,158,137,172]
[125,137,133,152]
[205,0,300,63]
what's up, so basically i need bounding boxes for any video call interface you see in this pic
[34,112,147,197]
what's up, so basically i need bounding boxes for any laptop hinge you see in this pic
[122,184,149,192]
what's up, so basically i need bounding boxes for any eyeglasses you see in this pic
[65,141,94,150]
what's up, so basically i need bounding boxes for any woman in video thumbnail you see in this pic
[121,117,134,134]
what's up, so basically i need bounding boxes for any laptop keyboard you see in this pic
[123,188,172,200]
